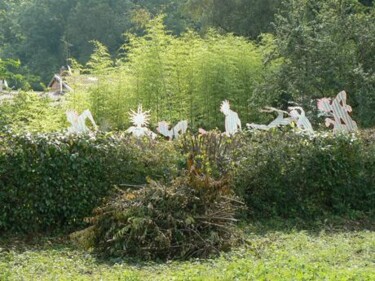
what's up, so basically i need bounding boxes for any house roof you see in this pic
[48,74,73,92]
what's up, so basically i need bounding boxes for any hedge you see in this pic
[1,129,374,233]
[235,130,375,219]
[0,132,181,233]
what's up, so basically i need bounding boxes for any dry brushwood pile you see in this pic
[72,132,243,260]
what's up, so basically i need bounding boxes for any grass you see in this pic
[0,218,374,281]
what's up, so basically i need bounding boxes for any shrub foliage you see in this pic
[0,132,180,232]
[0,129,374,235]
[235,130,375,218]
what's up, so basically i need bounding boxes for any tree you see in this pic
[0,0,78,87]
[266,0,375,127]
[183,0,281,38]
[65,0,135,62]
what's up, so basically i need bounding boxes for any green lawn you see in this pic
[1,220,374,281]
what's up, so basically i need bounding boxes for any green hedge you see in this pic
[1,129,374,233]
[235,130,375,219]
[0,132,180,233]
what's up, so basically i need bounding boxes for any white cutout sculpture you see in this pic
[288,106,314,134]
[66,109,98,133]
[317,91,358,133]
[0,79,8,92]
[247,106,314,133]
[157,120,188,140]
[220,100,241,136]
[126,105,157,139]
[247,107,292,130]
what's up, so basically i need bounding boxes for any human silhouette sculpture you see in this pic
[247,107,292,130]
[220,100,241,136]
[317,91,358,133]
[126,105,157,139]
[288,106,314,133]
[66,109,98,133]
[157,120,188,140]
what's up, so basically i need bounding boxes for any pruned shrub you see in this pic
[0,132,181,233]
[235,130,375,219]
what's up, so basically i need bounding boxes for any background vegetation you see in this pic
[1,0,373,128]
[67,17,270,131]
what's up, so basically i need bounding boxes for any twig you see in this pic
[118,183,147,188]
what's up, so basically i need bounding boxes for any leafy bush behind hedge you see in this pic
[0,132,181,233]
[235,130,375,219]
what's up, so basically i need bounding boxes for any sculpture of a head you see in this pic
[156,121,169,133]
[129,105,150,127]
[220,100,231,115]
[66,110,79,123]
[288,106,304,118]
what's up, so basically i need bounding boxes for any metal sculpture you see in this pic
[126,105,157,139]
[220,100,241,136]
[66,109,98,133]
[157,120,188,140]
[317,91,358,133]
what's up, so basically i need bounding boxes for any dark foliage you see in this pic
[235,130,375,219]
[270,0,375,127]
[0,132,180,233]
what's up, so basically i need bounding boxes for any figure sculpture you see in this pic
[0,79,8,92]
[317,91,358,133]
[247,106,313,133]
[66,109,98,133]
[126,105,157,139]
[157,120,188,140]
[220,100,241,136]
[288,106,314,134]
[247,107,292,130]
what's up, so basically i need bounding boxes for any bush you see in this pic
[270,0,375,127]
[235,130,375,219]
[178,131,242,179]
[0,132,181,233]
[0,91,66,133]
